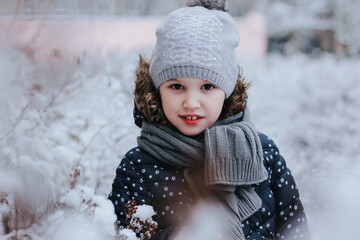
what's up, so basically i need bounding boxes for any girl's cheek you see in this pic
[168,98,178,105]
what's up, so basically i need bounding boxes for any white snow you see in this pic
[51,215,109,240]
[118,228,138,240]
[133,204,156,222]
[173,203,227,240]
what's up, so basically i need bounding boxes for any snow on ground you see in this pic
[0,46,359,239]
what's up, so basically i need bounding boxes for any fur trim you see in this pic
[186,0,228,11]
[221,68,248,120]
[134,56,168,125]
[134,56,248,124]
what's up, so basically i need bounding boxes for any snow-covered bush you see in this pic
[0,47,138,239]
[117,200,158,240]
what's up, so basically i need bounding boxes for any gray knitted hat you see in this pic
[149,0,240,98]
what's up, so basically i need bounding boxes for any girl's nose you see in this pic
[183,93,200,109]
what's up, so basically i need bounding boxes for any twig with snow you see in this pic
[0,104,29,143]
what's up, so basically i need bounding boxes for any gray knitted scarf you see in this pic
[137,107,268,240]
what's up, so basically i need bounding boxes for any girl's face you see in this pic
[159,77,225,136]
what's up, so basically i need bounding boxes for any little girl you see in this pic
[109,1,310,239]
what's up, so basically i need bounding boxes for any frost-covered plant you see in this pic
[0,48,56,239]
[0,46,121,239]
[117,200,158,240]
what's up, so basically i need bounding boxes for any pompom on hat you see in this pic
[187,0,229,11]
[149,0,240,98]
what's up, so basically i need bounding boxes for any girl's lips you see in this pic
[180,115,204,125]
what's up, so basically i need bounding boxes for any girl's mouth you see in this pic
[180,115,204,125]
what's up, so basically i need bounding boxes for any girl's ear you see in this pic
[220,67,249,120]
[134,56,168,125]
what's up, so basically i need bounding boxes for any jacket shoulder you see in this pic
[122,147,158,166]
[258,131,289,179]
[258,132,282,163]
[258,132,277,151]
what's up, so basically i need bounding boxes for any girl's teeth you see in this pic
[186,116,198,120]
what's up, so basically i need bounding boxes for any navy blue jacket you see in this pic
[109,132,310,239]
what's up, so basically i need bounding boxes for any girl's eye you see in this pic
[201,84,215,91]
[170,84,184,90]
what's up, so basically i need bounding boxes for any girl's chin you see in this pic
[178,127,205,137]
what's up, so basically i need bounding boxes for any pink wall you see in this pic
[0,14,266,60]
